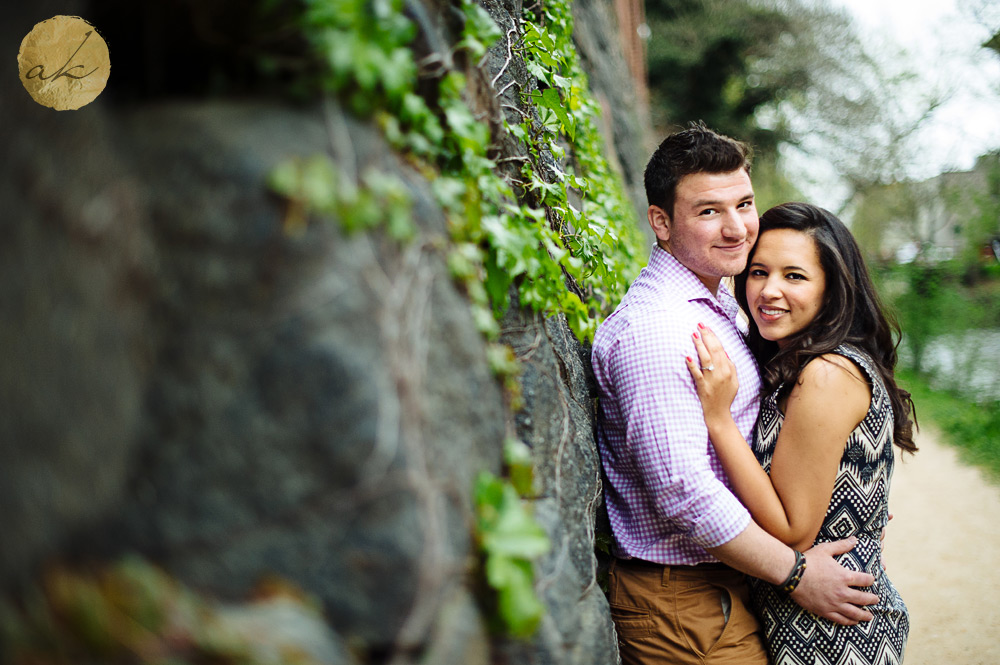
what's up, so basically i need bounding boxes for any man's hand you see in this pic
[790,537,879,625]
[880,512,893,570]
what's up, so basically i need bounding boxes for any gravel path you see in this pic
[882,424,1000,663]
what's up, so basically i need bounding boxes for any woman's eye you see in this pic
[786,272,804,280]
[749,269,767,277]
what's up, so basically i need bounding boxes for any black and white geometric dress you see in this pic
[748,344,909,665]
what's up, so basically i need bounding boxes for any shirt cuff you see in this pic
[685,486,752,549]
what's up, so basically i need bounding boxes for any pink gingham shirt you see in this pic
[593,245,762,565]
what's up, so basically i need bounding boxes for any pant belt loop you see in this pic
[661,563,671,587]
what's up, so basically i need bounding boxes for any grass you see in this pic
[898,368,1000,483]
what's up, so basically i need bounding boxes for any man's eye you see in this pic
[700,208,717,216]
[737,201,754,209]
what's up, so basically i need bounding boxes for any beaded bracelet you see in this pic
[779,550,807,594]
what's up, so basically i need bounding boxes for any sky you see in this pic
[791,0,1000,211]
[837,0,1000,174]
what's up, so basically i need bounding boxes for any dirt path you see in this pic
[882,424,1000,663]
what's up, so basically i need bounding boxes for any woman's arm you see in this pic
[687,325,870,550]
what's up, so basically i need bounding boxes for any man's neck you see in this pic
[657,243,721,297]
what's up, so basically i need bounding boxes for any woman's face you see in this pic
[744,229,827,347]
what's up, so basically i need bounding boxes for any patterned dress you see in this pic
[748,344,909,665]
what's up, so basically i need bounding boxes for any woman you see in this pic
[685,202,916,664]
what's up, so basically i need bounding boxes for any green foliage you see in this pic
[504,436,536,497]
[474,470,550,638]
[470,439,547,637]
[0,558,330,665]
[302,0,418,115]
[959,152,1000,276]
[987,30,1000,58]
[643,0,795,152]
[486,341,525,410]
[458,0,505,60]
[899,370,1000,482]
[268,155,415,240]
[266,0,646,640]
[272,0,643,343]
[849,182,912,262]
[748,153,805,213]
[879,261,987,374]
[515,0,645,339]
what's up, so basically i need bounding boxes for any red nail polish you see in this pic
[693,331,699,340]
[698,322,705,329]
[686,356,693,363]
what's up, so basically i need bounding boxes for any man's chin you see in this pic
[719,258,750,277]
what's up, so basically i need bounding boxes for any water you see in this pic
[905,329,1000,401]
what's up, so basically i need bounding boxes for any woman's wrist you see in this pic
[704,412,734,436]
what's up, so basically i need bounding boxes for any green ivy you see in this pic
[514,0,645,340]
[0,558,331,664]
[272,0,642,343]
[268,155,416,241]
[474,441,550,637]
[265,0,645,638]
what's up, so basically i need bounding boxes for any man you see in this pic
[592,123,880,664]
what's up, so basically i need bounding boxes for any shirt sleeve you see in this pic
[608,310,751,549]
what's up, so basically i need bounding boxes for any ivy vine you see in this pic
[0,558,333,664]
[270,0,643,343]
[266,0,645,638]
[474,438,550,638]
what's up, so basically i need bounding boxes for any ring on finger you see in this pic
[700,364,715,371]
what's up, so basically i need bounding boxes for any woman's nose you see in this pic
[760,277,781,299]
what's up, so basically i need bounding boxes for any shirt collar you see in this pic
[647,244,741,324]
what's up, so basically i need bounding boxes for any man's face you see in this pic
[649,169,758,294]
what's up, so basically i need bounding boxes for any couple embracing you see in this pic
[593,123,916,665]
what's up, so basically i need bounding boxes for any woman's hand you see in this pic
[685,323,739,422]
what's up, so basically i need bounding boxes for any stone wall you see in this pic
[0,0,651,662]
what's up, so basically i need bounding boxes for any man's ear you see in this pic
[648,205,671,247]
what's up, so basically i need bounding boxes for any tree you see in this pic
[755,1,946,207]
[643,0,945,216]
[967,0,1000,59]
[643,0,799,154]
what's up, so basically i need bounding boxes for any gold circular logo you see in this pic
[17,16,111,111]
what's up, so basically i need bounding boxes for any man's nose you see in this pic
[721,210,747,239]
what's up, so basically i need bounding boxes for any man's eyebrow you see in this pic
[689,191,755,208]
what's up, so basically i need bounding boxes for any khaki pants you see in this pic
[607,558,768,665]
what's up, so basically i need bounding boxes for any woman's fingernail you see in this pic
[693,331,700,340]
[686,356,693,363]
[697,322,705,329]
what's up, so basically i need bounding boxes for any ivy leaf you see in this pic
[552,74,572,90]
[475,471,506,521]
[525,59,550,82]
[481,485,550,558]
[484,247,513,314]
[474,471,550,637]
[460,1,502,58]
[529,88,575,140]
[267,155,342,214]
[487,556,546,638]
[504,438,535,497]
